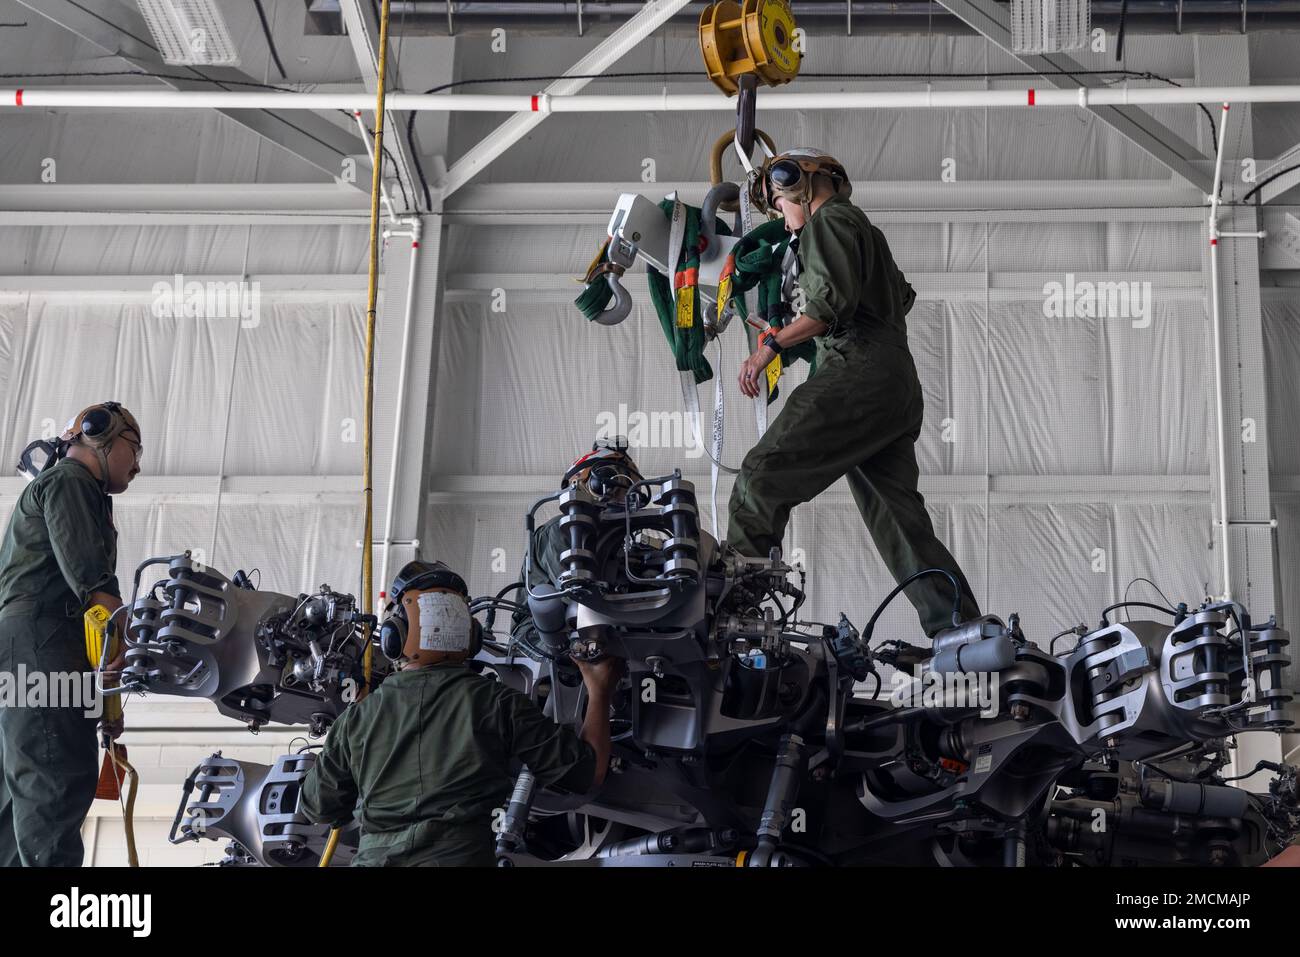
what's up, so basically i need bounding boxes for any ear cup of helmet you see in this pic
[379,611,408,661]
[64,401,141,451]
[466,617,484,657]
[80,406,114,442]
[378,596,483,660]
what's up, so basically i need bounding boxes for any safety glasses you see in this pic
[120,434,143,466]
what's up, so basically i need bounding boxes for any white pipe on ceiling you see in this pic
[8,85,1300,111]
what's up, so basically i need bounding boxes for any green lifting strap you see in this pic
[575,201,817,403]
[717,217,819,400]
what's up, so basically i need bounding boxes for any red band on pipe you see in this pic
[1210,238,1218,245]
[15,89,22,106]
[1027,89,1035,105]
[531,95,540,111]
[412,241,420,248]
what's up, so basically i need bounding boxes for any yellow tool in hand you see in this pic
[83,603,123,726]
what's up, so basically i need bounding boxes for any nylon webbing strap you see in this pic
[667,195,686,320]
[738,184,768,437]
[680,349,740,542]
[710,338,725,539]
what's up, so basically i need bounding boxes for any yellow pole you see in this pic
[319,827,342,869]
[323,0,393,869]
[361,0,393,692]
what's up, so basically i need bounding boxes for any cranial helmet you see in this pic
[748,148,852,219]
[561,436,644,504]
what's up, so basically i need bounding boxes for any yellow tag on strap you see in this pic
[765,353,783,393]
[717,275,732,312]
[676,288,694,328]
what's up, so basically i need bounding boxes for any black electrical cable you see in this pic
[360,121,414,213]
[1241,163,1300,204]
[1218,760,1272,783]
[371,3,414,214]
[1098,600,1179,625]
[251,0,289,81]
[509,620,561,663]
[763,587,790,630]
[385,145,413,211]
[863,567,962,649]
[471,597,526,612]
[403,66,1218,212]
[1049,626,1084,655]
[0,70,302,90]
[1122,576,1178,623]
[1138,760,1192,783]
[399,66,1194,211]
[843,706,924,734]
[477,586,527,633]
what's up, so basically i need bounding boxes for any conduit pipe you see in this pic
[10,85,1300,111]
[1206,102,1268,602]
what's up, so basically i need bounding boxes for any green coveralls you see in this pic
[0,458,119,867]
[511,516,666,631]
[300,663,595,866]
[727,194,981,638]
[512,516,565,631]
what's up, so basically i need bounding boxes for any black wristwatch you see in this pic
[761,327,784,356]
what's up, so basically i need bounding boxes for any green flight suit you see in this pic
[511,516,565,632]
[300,663,596,866]
[510,516,667,633]
[727,194,981,638]
[0,458,120,867]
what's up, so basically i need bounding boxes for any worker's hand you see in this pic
[99,714,124,741]
[573,654,624,698]
[90,591,123,615]
[103,644,128,677]
[738,346,776,399]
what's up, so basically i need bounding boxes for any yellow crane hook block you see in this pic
[699,0,801,96]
